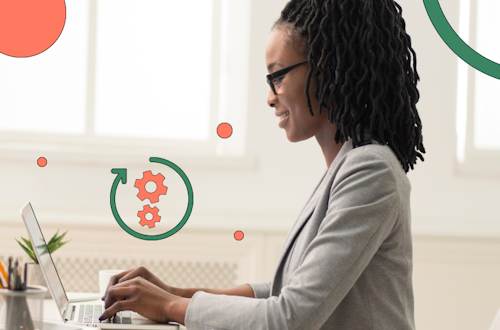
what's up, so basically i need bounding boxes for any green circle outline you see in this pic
[113,157,193,241]
[424,0,500,79]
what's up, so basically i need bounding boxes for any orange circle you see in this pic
[0,0,66,57]
[37,157,47,167]
[234,230,244,241]
[217,123,233,139]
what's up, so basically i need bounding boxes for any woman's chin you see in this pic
[285,131,300,143]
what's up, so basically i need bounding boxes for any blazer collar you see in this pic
[271,139,354,293]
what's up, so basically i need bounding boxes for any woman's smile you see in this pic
[278,111,290,128]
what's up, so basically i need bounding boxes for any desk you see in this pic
[43,293,187,330]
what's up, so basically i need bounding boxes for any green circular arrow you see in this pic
[110,157,193,240]
[423,0,500,79]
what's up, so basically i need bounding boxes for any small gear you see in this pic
[134,170,168,203]
[138,205,161,229]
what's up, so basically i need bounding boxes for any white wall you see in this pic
[1,0,500,329]
[2,0,498,235]
[403,0,500,237]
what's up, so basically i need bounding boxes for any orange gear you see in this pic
[138,205,161,228]
[134,170,168,203]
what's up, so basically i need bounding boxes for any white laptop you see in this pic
[20,202,179,330]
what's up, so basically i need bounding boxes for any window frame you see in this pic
[455,0,500,176]
[0,0,254,168]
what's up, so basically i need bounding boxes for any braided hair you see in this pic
[272,0,425,172]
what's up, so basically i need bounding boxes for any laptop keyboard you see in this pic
[76,304,132,324]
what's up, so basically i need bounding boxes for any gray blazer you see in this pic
[185,138,415,330]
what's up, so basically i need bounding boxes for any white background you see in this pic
[1,0,500,329]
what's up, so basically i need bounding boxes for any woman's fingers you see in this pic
[100,297,133,321]
[100,266,158,301]
[99,276,178,324]
[101,269,135,300]
[123,267,170,293]
[117,267,145,284]
[105,281,134,302]
[101,283,138,319]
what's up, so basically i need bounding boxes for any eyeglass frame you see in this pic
[266,59,308,95]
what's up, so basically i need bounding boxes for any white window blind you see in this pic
[94,0,213,141]
[0,0,213,142]
[0,0,89,135]
[472,0,500,150]
[456,0,500,170]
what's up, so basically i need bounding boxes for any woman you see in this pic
[99,0,425,329]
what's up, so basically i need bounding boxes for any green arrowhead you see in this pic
[111,168,127,184]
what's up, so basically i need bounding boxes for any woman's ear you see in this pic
[329,83,333,90]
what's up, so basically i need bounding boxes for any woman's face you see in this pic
[265,27,332,143]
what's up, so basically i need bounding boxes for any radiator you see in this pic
[1,256,237,293]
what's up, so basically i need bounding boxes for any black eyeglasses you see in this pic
[266,59,308,95]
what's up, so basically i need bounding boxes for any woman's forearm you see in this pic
[166,284,254,325]
[175,284,255,298]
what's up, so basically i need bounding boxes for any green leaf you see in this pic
[53,230,68,245]
[37,244,50,256]
[47,242,56,250]
[15,239,38,263]
[47,230,60,246]
[34,241,50,256]
[50,240,70,253]
[47,230,68,251]
[21,237,34,252]
[48,231,69,252]
[18,230,70,261]
[49,231,67,250]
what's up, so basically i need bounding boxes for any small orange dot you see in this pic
[234,230,244,241]
[37,157,47,167]
[217,123,233,139]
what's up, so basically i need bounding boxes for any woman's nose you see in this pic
[267,88,277,108]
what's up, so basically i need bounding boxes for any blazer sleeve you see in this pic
[184,149,400,330]
[247,281,272,299]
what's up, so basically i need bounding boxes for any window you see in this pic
[456,0,500,173]
[93,0,213,142]
[0,0,251,164]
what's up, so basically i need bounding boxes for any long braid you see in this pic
[273,0,425,172]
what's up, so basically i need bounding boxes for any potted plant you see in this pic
[16,230,70,298]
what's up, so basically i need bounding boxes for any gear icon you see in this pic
[134,170,168,203]
[138,205,161,228]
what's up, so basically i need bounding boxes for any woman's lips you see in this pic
[278,111,290,128]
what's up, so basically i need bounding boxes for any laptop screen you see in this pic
[20,202,69,312]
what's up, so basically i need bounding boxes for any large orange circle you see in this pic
[0,0,66,57]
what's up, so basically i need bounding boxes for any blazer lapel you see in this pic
[271,140,354,294]
[276,171,326,263]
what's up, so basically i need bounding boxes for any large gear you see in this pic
[134,170,168,203]
[137,205,161,229]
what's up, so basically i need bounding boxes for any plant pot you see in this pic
[27,263,52,299]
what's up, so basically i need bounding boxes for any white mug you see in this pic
[99,269,125,296]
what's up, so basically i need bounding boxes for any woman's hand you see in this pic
[99,276,189,324]
[101,266,178,300]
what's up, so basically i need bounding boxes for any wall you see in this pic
[404,0,500,237]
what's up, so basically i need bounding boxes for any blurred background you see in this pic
[1,0,500,329]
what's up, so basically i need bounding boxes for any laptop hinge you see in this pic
[63,303,71,321]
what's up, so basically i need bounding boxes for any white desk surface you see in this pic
[43,293,187,330]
